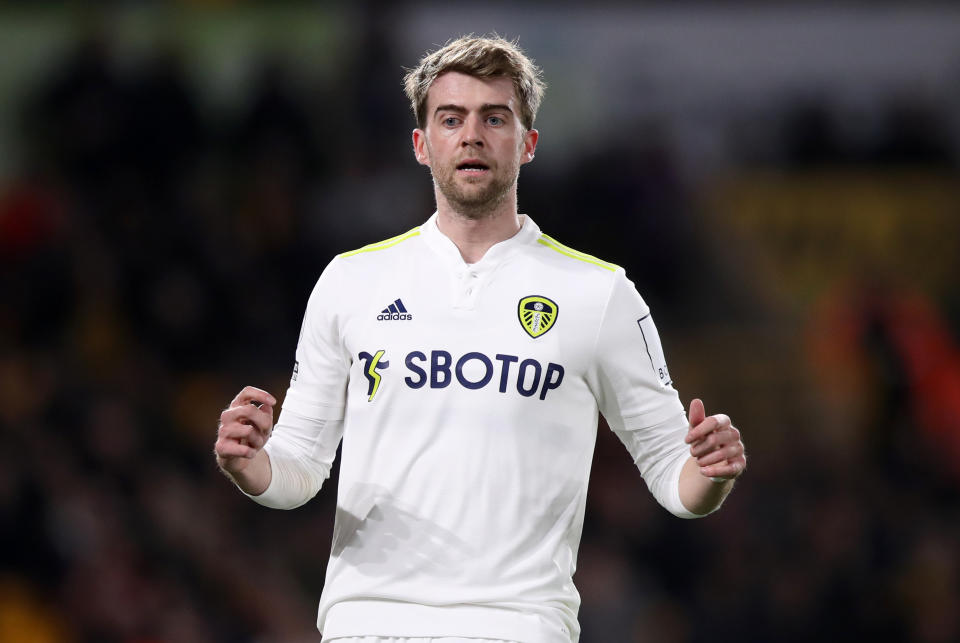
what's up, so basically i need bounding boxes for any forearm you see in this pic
[220,449,272,496]
[678,456,734,516]
[237,412,342,509]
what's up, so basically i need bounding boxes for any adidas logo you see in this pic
[377,298,413,321]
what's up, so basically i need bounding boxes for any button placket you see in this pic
[465,271,479,295]
[453,269,482,309]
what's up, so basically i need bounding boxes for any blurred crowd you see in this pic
[2,16,960,643]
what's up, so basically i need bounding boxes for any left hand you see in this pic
[684,398,746,481]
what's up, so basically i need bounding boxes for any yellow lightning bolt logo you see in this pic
[359,350,389,402]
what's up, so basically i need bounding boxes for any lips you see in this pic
[456,159,490,171]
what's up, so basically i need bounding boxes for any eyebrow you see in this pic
[433,103,515,117]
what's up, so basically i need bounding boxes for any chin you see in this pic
[453,194,510,218]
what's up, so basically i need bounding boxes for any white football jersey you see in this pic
[255,213,697,642]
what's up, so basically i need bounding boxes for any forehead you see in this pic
[425,71,519,112]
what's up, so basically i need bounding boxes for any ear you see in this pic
[412,128,430,166]
[521,128,539,164]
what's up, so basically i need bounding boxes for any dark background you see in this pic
[2,2,959,642]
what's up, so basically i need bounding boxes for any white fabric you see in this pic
[244,411,343,509]
[325,638,515,643]
[321,601,550,641]
[245,213,693,642]
[612,414,712,519]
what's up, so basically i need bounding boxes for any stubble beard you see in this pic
[430,150,521,221]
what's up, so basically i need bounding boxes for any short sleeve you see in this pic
[587,270,684,431]
[282,258,351,421]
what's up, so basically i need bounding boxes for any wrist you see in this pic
[218,452,270,496]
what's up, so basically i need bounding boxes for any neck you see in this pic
[435,193,522,264]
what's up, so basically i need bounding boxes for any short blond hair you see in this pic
[403,34,546,131]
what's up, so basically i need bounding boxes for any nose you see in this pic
[461,115,484,148]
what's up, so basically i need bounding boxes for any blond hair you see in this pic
[403,34,546,131]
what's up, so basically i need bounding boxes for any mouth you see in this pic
[456,160,490,174]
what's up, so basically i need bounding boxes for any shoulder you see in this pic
[532,231,622,277]
[337,226,423,261]
[328,226,424,276]
[309,226,423,297]
[524,232,628,316]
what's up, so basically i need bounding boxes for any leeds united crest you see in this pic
[518,295,558,338]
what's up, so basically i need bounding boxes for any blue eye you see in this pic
[443,116,460,127]
[488,116,503,126]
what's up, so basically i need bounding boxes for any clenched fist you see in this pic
[214,386,276,477]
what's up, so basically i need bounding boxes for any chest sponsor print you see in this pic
[356,348,565,401]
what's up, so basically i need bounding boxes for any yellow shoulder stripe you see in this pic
[339,228,421,258]
[537,234,619,272]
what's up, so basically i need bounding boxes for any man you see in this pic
[215,35,745,643]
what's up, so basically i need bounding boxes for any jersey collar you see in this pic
[420,211,541,271]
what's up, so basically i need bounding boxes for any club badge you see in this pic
[518,295,558,339]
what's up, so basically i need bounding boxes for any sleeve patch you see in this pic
[637,314,672,388]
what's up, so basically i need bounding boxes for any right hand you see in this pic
[214,386,276,476]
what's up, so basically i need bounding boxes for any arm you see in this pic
[678,398,745,515]
[612,400,745,518]
[214,386,345,509]
[214,259,350,507]
[591,270,744,517]
[249,407,343,509]
[678,458,734,516]
[215,386,276,496]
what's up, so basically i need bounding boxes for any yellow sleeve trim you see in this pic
[537,234,619,272]
[339,228,421,258]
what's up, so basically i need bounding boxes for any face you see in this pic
[412,71,538,219]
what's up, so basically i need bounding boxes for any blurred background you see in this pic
[2,1,959,642]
